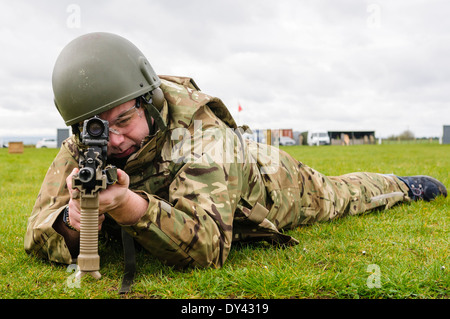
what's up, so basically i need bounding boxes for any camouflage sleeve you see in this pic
[24,137,79,264]
[122,108,244,268]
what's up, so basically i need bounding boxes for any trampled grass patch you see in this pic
[0,144,448,299]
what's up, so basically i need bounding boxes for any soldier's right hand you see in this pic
[66,168,106,231]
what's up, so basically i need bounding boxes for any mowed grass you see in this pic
[0,144,448,299]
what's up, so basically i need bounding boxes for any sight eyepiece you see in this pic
[81,116,110,145]
[86,117,106,137]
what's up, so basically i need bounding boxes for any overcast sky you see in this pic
[0,0,449,138]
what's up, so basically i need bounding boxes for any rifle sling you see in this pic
[119,228,136,294]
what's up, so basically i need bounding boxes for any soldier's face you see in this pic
[99,99,150,158]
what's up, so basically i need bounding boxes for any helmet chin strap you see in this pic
[141,87,167,133]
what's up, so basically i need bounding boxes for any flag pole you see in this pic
[237,103,242,126]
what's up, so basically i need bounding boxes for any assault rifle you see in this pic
[72,116,117,280]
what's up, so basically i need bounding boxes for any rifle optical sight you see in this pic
[85,117,107,138]
[80,116,109,157]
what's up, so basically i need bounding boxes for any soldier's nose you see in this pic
[109,132,125,147]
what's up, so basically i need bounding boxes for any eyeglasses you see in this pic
[106,101,142,136]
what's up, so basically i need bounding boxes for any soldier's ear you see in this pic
[151,88,164,111]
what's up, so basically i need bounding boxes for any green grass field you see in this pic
[0,144,448,299]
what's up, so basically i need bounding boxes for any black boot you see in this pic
[397,175,447,201]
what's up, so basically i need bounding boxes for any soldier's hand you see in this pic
[98,169,149,225]
[98,168,130,215]
[66,168,106,231]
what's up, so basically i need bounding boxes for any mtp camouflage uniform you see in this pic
[24,76,411,268]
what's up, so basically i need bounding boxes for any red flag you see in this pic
[238,104,243,112]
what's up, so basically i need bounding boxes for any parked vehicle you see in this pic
[307,130,330,146]
[279,136,296,146]
[36,138,57,148]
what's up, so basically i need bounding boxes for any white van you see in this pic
[307,130,330,146]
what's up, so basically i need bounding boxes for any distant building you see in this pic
[57,128,70,148]
[443,125,450,144]
[279,129,293,139]
[328,131,376,145]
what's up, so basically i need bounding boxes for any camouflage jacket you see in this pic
[24,75,302,268]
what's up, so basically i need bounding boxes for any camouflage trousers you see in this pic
[295,164,410,225]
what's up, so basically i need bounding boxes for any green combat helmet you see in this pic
[52,32,165,131]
